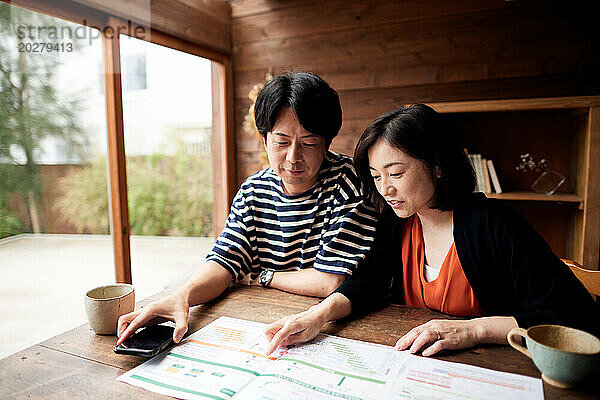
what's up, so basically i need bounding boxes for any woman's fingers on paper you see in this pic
[409,330,437,354]
[421,340,444,357]
[395,326,422,350]
[266,320,303,355]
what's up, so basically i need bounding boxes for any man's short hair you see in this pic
[353,104,476,212]
[254,72,342,146]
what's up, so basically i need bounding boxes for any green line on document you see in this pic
[276,358,385,384]
[338,376,346,386]
[168,353,261,376]
[130,375,226,400]
[261,374,363,400]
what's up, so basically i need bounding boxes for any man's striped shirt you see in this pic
[206,151,378,281]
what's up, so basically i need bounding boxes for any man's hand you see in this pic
[115,260,232,345]
[117,290,190,345]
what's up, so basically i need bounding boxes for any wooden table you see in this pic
[1,285,598,399]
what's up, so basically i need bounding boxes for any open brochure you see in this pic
[118,316,544,400]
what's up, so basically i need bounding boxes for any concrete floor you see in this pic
[0,234,214,359]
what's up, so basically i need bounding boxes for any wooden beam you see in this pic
[102,17,131,283]
[211,58,236,237]
[3,0,231,54]
[224,58,236,208]
[129,21,229,65]
[2,0,106,27]
[69,0,231,54]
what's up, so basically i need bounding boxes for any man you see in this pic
[117,72,378,345]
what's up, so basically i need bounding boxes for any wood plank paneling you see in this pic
[178,0,231,24]
[233,4,595,72]
[336,74,600,120]
[236,73,600,122]
[231,1,599,180]
[230,0,315,18]
[231,0,600,263]
[233,51,583,99]
[232,0,510,44]
[234,72,600,181]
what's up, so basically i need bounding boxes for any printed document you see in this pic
[118,316,404,400]
[118,316,544,400]
[385,353,544,400]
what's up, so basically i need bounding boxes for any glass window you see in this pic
[123,54,147,91]
[119,35,214,301]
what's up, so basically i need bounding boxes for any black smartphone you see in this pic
[114,324,175,357]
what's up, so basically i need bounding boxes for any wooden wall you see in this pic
[230,0,600,185]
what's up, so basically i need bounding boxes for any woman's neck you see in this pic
[417,207,453,232]
[417,207,454,268]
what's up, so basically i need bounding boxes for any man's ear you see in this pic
[434,166,442,179]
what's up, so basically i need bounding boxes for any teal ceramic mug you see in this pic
[507,325,600,388]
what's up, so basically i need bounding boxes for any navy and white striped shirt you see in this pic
[206,151,378,281]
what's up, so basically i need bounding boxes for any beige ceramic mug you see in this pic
[507,324,600,388]
[85,284,135,335]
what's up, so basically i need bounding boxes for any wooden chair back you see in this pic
[561,259,600,298]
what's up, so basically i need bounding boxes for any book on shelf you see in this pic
[465,151,502,194]
[468,153,486,193]
[481,158,492,194]
[487,159,503,194]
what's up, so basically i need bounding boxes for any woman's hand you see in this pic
[116,290,190,345]
[395,316,518,356]
[395,319,481,356]
[264,306,328,355]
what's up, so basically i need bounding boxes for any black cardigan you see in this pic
[335,193,600,337]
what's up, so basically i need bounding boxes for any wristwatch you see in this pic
[258,269,275,287]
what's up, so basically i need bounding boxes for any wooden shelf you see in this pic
[485,191,584,208]
[423,95,600,267]
[428,96,600,113]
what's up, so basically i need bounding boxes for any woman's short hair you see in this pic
[254,72,342,146]
[353,104,476,212]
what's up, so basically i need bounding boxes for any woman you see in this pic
[264,104,599,357]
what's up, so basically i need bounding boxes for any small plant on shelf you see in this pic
[516,153,565,195]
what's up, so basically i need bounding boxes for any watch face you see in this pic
[260,270,273,286]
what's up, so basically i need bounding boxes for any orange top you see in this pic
[401,215,484,317]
